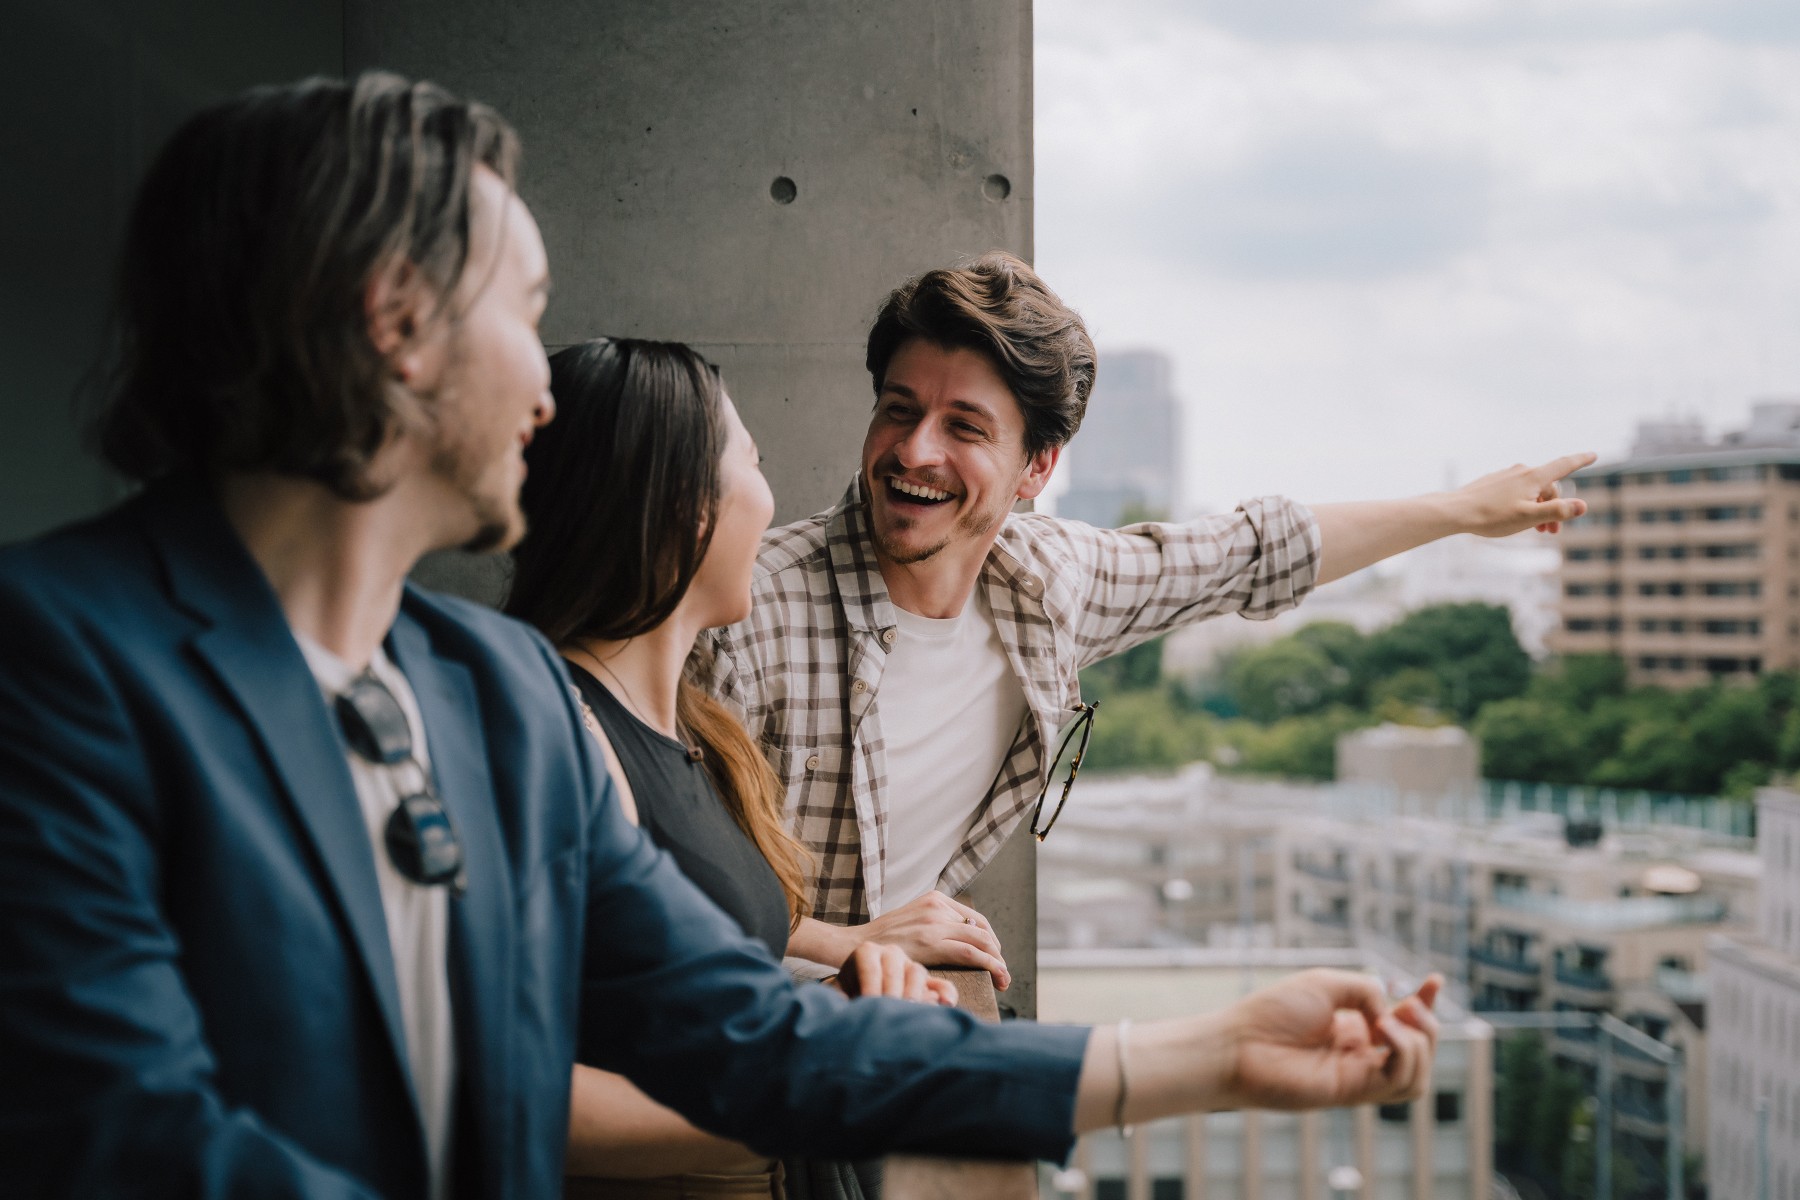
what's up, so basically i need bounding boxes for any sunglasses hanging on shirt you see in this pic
[335,672,467,894]
[1029,698,1099,842]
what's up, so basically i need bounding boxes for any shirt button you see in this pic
[805,753,821,771]
[852,678,868,693]
[881,628,896,646]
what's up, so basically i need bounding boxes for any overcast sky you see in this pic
[1034,0,1800,513]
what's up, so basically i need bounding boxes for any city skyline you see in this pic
[1036,0,1800,514]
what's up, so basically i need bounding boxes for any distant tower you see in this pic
[1058,349,1183,527]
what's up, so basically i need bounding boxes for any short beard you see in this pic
[873,525,952,566]
[871,496,1006,566]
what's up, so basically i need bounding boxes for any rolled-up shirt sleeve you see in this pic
[1044,496,1321,669]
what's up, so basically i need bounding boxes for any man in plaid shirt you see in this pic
[694,252,1592,982]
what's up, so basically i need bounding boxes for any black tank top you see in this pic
[566,662,791,958]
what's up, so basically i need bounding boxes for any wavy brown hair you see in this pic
[865,251,1097,456]
[94,73,519,499]
[505,338,810,925]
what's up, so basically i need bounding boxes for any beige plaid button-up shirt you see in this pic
[691,476,1321,924]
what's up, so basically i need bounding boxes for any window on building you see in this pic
[1435,1091,1462,1123]
[1702,543,1760,559]
[1378,1101,1411,1123]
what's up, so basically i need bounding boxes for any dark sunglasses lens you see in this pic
[385,793,463,886]
[337,679,413,765]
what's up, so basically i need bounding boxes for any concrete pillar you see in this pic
[1355,1105,1377,1200]
[1299,1110,1321,1199]
[358,0,1041,998]
[1411,1092,1436,1200]
[1126,1129,1150,1200]
[1243,1111,1264,1200]
[1185,1114,1209,1200]
[357,0,1033,588]
[1467,1030,1494,1200]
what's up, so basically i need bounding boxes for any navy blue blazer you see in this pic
[0,481,1088,1199]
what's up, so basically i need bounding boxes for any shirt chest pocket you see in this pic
[764,738,847,816]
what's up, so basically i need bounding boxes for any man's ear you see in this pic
[364,258,429,384]
[1016,444,1061,502]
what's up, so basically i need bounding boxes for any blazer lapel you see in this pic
[141,481,416,1112]
[389,609,513,1193]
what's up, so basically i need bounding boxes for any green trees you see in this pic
[1076,598,1793,798]
[1360,603,1532,721]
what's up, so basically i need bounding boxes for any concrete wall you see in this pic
[352,1,1040,1009]
[370,0,1035,595]
[1,0,345,544]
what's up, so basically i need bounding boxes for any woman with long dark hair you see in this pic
[507,338,957,1196]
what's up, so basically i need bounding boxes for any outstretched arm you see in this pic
[1073,970,1443,1130]
[1313,453,1595,586]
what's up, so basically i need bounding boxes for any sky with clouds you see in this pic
[1034,0,1800,513]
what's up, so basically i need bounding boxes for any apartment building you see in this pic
[1043,758,1754,1192]
[1273,800,1755,1183]
[1037,765,1282,951]
[1552,401,1800,686]
[1038,948,1494,1200]
[1709,788,1800,1200]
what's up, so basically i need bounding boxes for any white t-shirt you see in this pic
[875,590,1029,914]
[297,636,455,1200]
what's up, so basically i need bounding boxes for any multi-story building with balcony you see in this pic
[1553,401,1800,686]
[1037,765,1282,951]
[1710,788,1800,1200]
[1272,791,1755,1190]
[1042,759,1755,1194]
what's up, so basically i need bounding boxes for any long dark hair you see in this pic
[507,338,809,923]
[94,73,519,499]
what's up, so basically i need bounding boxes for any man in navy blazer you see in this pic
[0,73,1442,1199]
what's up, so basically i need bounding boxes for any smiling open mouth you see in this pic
[887,477,955,505]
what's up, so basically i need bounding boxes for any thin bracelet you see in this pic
[1114,1017,1134,1136]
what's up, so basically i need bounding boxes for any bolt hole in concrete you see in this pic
[770,176,797,204]
[982,173,1011,201]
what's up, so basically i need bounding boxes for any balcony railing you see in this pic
[1492,887,1728,932]
[1294,859,1350,884]
[1655,966,1707,1004]
[883,969,1036,1198]
[1470,945,1542,976]
[1554,962,1614,993]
